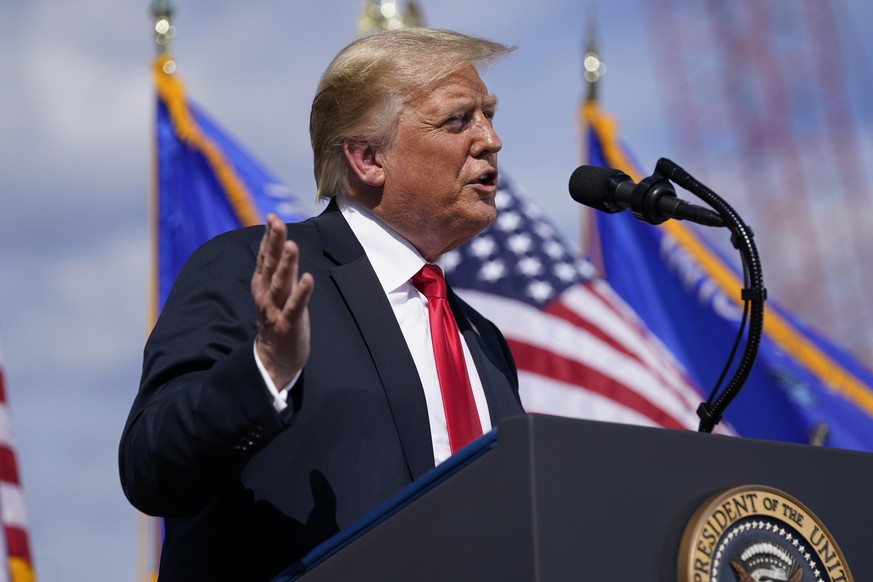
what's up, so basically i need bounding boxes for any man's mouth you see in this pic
[475,169,498,187]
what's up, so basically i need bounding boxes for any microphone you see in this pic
[568,165,725,227]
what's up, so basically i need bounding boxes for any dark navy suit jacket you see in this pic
[119,200,524,581]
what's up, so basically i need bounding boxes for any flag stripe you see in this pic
[553,283,699,409]
[0,485,27,531]
[2,528,30,564]
[0,449,19,487]
[0,407,13,451]
[517,372,664,428]
[459,289,701,426]
[539,301,641,369]
[508,339,689,429]
[0,340,34,579]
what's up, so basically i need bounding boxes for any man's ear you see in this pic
[343,139,385,187]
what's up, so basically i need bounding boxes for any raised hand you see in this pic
[251,214,315,389]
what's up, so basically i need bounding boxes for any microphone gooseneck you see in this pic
[570,159,766,434]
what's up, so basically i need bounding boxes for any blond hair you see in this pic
[310,28,514,200]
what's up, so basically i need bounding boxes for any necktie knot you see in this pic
[412,264,446,299]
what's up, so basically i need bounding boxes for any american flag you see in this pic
[445,176,713,431]
[0,338,35,581]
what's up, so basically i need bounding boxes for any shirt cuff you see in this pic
[253,343,300,412]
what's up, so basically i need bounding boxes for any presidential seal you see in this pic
[678,485,852,582]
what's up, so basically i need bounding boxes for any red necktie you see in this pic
[412,264,483,453]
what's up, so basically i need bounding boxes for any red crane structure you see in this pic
[642,0,873,367]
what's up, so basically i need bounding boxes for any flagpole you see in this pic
[149,1,175,323]
[577,15,607,270]
[142,5,175,581]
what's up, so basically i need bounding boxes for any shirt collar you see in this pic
[338,196,430,293]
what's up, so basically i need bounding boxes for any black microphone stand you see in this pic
[647,158,767,433]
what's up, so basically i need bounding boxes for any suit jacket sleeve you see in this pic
[119,226,284,517]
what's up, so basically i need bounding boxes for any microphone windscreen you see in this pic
[568,165,624,208]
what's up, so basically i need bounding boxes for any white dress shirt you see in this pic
[256,198,492,465]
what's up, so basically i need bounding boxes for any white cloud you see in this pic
[2,1,873,578]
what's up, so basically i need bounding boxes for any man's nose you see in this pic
[471,113,502,157]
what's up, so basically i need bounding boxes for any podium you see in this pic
[276,414,873,580]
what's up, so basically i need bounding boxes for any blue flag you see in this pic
[147,54,313,580]
[153,55,308,311]
[582,101,873,451]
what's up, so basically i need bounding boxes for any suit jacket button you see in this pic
[233,425,264,456]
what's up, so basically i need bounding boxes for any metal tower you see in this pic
[643,0,873,368]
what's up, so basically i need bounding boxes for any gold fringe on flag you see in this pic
[581,100,873,418]
[153,54,262,228]
[9,557,35,582]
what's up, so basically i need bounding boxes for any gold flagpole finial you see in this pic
[357,0,426,37]
[152,0,177,71]
[582,11,606,102]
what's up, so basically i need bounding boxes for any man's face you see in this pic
[371,65,502,261]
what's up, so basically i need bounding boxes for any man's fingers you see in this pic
[285,273,314,317]
[252,232,313,385]
[270,241,299,305]
[264,216,287,273]
[276,269,313,320]
[254,214,286,296]
[255,216,271,273]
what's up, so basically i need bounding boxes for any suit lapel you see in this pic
[314,203,435,480]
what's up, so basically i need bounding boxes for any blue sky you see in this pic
[1,1,872,579]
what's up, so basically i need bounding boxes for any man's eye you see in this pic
[443,115,469,131]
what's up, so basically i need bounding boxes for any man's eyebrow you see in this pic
[484,94,499,110]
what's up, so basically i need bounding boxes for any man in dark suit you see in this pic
[119,28,524,581]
